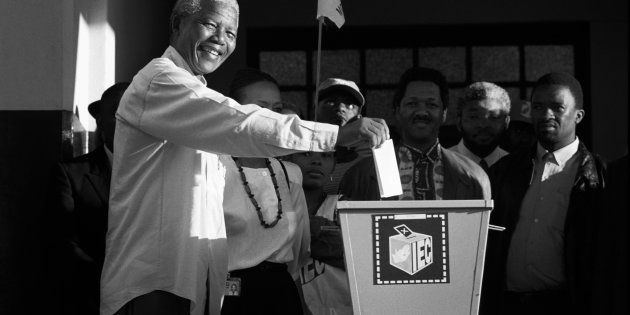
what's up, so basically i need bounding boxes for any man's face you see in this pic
[395,81,446,146]
[531,85,584,147]
[291,152,335,190]
[171,0,238,75]
[98,90,125,152]
[458,99,509,149]
[317,92,360,126]
[237,81,282,110]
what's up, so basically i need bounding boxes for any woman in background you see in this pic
[220,68,310,315]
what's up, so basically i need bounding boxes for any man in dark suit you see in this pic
[339,67,490,201]
[484,73,606,315]
[49,82,129,314]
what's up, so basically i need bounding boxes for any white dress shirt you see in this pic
[448,139,508,168]
[221,157,310,277]
[100,46,338,315]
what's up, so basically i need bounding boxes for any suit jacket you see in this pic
[338,145,491,201]
[49,145,111,315]
[483,143,606,315]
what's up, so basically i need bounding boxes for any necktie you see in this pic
[479,159,489,172]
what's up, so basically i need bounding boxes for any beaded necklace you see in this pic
[232,157,283,228]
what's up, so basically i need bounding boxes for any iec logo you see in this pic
[389,224,433,275]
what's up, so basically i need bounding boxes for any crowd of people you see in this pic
[47,0,626,315]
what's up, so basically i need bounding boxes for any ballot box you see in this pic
[337,200,493,315]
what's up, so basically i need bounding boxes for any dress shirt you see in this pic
[506,138,580,292]
[221,157,310,278]
[100,46,338,315]
[448,139,508,168]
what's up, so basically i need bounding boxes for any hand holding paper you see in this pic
[372,139,403,198]
[336,117,390,148]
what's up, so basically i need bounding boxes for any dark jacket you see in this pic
[483,142,606,314]
[339,145,491,201]
[48,146,111,315]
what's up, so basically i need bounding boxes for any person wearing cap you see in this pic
[316,78,365,127]
[483,73,606,315]
[449,82,510,172]
[339,67,490,202]
[501,99,537,153]
[316,78,372,194]
[100,1,389,314]
[48,82,129,315]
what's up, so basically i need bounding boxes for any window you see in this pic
[247,22,590,145]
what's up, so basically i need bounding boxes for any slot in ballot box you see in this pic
[337,200,493,315]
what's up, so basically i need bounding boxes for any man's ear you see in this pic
[442,107,448,124]
[575,109,585,124]
[504,115,511,129]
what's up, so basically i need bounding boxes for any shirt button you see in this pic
[261,171,268,176]
[534,218,539,223]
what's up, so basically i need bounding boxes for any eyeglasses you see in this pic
[322,100,358,110]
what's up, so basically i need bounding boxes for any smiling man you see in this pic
[484,73,606,315]
[339,67,490,202]
[99,1,389,315]
[449,82,510,172]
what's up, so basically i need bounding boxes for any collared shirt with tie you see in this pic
[506,138,581,292]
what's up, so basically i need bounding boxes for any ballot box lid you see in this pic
[337,199,493,315]
[338,199,493,211]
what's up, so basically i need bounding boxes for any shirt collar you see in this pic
[163,46,208,86]
[456,139,507,165]
[536,137,580,167]
[402,141,441,163]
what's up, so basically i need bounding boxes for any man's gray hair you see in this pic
[170,0,239,32]
[458,82,511,115]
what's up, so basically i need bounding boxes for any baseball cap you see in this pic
[317,78,365,107]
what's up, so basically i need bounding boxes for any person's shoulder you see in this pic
[442,148,484,177]
[278,159,302,186]
[59,147,108,177]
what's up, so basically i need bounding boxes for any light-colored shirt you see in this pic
[221,157,310,277]
[448,139,508,168]
[300,195,353,315]
[100,46,339,315]
[506,138,580,292]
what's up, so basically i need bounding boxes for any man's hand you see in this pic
[337,117,390,148]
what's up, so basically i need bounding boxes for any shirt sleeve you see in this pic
[285,164,311,280]
[117,65,338,157]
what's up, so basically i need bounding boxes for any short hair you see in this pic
[458,82,511,115]
[228,68,279,100]
[531,72,583,109]
[170,0,239,34]
[393,67,449,110]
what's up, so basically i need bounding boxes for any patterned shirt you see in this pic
[397,142,444,200]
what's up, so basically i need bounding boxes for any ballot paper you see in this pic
[371,139,403,198]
